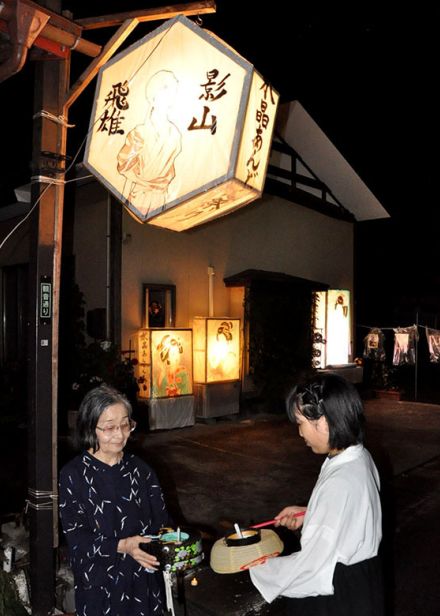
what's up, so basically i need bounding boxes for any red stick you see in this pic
[250,511,306,529]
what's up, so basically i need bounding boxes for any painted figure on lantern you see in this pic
[117,70,182,216]
[152,333,190,397]
[208,321,238,381]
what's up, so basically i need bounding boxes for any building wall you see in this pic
[73,181,354,349]
[121,194,353,343]
[73,181,109,313]
[0,215,30,267]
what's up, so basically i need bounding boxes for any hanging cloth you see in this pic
[363,328,386,361]
[392,325,418,366]
[426,328,440,363]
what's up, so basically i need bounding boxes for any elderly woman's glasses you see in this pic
[96,419,137,436]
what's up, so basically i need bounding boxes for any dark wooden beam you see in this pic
[65,17,138,109]
[267,164,327,191]
[224,268,328,290]
[269,137,351,220]
[75,0,217,30]
[27,34,69,615]
[264,178,355,222]
[0,0,101,58]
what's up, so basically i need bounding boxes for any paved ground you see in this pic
[3,398,440,614]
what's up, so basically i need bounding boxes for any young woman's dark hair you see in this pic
[286,373,365,449]
[76,384,132,452]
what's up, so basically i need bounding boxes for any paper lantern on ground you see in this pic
[136,328,193,399]
[210,529,283,574]
[193,317,240,383]
[84,15,279,231]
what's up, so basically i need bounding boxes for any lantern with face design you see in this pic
[193,317,240,383]
[135,328,193,399]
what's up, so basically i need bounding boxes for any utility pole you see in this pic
[27,41,69,614]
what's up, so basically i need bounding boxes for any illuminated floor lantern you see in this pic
[193,317,240,382]
[84,15,279,231]
[135,328,195,429]
[313,290,351,368]
[192,317,241,418]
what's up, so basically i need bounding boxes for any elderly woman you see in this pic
[59,384,171,616]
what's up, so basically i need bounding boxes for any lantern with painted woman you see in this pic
[135,328,193,399]
[134,328,195,430]
[313,289,352,368]
[193,317,241,383]
[84,15,279,231]
[192,316,241,419]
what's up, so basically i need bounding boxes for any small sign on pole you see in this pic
[40,276,52,323]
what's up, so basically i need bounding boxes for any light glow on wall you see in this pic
[84,15,279,231]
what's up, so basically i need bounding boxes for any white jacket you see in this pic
[250,444,382,602]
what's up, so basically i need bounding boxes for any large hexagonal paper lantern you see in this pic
[84,15,279,232]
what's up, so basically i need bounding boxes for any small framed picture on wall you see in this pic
[142,283,176,328]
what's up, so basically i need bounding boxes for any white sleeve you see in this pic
[250,469,353,602]
[249,521,338,602]
[250,449,381,603]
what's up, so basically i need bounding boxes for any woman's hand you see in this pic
[274,506,307,531]
[117,535,160,570]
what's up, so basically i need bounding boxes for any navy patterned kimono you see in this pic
[59,451,170,616]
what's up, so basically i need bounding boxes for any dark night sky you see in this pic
[1,2,438,324]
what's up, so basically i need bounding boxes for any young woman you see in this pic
[250,373,384,615]
[59,384,171,616]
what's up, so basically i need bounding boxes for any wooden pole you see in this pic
[27,16,69,615]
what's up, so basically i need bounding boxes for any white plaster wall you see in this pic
[72,183,353,348]
[73,181,108,315]
[120,193,353,345]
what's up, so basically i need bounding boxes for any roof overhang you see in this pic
[224,269,328,290]
[274,101,389,222]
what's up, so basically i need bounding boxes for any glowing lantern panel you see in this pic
[312,290,351,367]
[136,328,193,399]
[312,291,327,369]
[84,15,279,231]
[193,317,240,383]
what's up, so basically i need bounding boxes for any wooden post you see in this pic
[27,46,69,615]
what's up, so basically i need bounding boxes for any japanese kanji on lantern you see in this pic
[84,15,279,231]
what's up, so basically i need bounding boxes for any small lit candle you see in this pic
[190,577,198,586]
